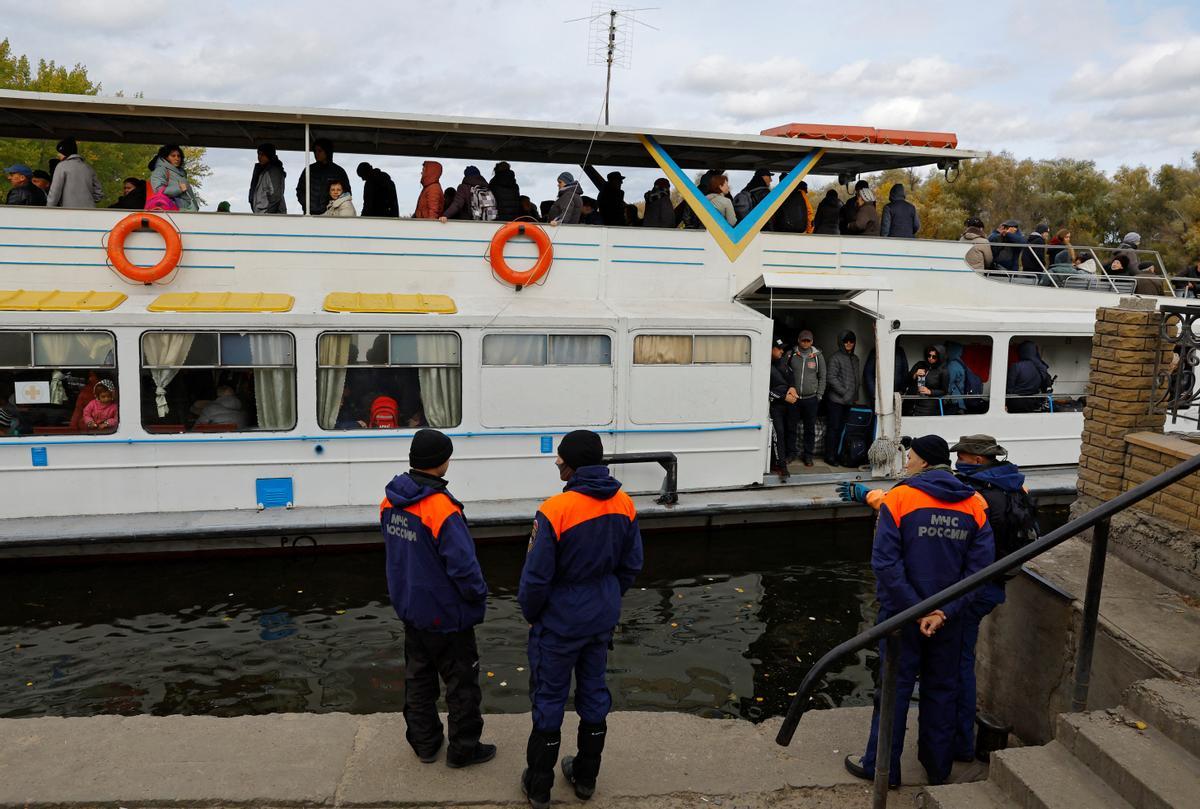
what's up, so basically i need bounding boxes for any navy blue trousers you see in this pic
[861,619,965,786]
[955,582,1006,758]
[528,626,612,732]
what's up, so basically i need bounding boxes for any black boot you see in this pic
[521,729,560,809]
[561,721,606,800]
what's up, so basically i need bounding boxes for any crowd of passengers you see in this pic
[7,137,1196,284]
[768,331,1063,479]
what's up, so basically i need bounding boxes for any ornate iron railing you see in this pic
[1151,303,1200,423]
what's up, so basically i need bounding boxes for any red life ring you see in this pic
[107,213,182,284]
[488,221,553,289]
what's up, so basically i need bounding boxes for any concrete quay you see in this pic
[0,707,986,808]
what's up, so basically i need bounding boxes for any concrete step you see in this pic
[1125,678,1200,759]
[916,781,1011,809]
[1057,709,1200,809]
[990,741,1134,809]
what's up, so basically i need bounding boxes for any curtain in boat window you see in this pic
[482,334,546,366]
[694,335,751,364]
[141,332,196,417]
[249,334,295,430]
[633,335,692,365]
[413,334,461,428]
[33,333,116,404]
[317,334,352,429]
[550,335,610,365]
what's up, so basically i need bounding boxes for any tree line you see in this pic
[0,40,209,208]
[842,153,1200,271]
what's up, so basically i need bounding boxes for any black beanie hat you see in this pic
[409,428,453,470]
[56,137,78,157]
[557,430,604,469]
[908,434,950,467]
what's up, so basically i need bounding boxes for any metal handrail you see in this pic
[602,451,678,505]
[774,449,1200,806]
[982,242,1175,297]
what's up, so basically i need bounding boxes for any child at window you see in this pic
[82,379,118,431]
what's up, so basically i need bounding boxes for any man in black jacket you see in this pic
[296,139,352,215]
[489,162,522,221]
[583,166,626,226]
[356,162,399,218]
[770,339,798,480]
[5,164,46,206]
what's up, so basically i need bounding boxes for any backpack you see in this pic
[145,182,178,212]
[732,190,754,222]
[468,184,498,221]
[679,202,702,229]
[951,357,987,414]
[974,481,1040,564]
[368,396,399,429]
[836,406,874,468]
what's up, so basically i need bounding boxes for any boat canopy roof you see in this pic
[0,90,981,176]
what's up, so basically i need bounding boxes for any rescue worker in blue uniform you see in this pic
[518,430,644,809]
[838,434,994,786]
[380,428,496,768]
[950,434,1037,760]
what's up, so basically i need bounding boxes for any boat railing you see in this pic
[601,451,678,505]
[774,449,1200,808]
[982,242,1174,296]
[897,390,1085,416]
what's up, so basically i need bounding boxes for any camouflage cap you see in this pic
[950,434,1007,457]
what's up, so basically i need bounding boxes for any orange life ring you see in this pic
[488,222,553,289]
[107,213,182,284]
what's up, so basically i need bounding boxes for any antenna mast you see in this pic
[565,4,658,125]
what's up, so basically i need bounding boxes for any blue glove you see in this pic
[837,481,870,504]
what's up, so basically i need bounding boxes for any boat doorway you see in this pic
[736,274,890,481]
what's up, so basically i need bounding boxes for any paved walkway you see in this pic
[0,708,986,807]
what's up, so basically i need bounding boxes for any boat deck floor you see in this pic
[1,467,1078,560]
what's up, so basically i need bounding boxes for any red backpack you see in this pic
[369,396,399,429]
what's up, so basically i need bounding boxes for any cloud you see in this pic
[1065,36,1200,99]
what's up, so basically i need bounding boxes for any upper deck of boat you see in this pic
[0,90,1177,314]
[0,89,981,175]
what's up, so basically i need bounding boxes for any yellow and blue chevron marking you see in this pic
[638,134,824,261]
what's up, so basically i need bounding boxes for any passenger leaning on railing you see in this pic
[1006,340,1053,412]
[960,217,993,270]
[838,435,995,788]
[988,220,1026,272]
[902,362,939,417]
[3,163,46,206]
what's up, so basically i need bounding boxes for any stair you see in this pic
[917,678,1200,809]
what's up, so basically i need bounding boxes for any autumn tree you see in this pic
[0,39,210,207]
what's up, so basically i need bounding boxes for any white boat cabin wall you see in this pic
[0,90,1166,523]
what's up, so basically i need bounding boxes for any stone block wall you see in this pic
[1077,300,1169,503]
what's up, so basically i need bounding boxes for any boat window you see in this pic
[0,330,118,436]
[317,331,461,430]
[894,335,993,417]
[633,334,752,365]
[694,335,752,364]
[483,334,611,366]
[139,331,296,434]
[1005,335,1090,414]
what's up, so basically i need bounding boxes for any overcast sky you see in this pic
[3,0,1198,212]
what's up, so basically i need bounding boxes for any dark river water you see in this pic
[1,522,883,721]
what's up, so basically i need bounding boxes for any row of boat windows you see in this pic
[0,330,753,437]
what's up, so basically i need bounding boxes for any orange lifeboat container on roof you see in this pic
[760,123,876,143]
[761,123,957,149]
[874,129,958,148]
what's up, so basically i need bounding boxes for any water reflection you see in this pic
[1,522,879,721]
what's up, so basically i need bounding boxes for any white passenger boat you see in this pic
[0,91,1173,551]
